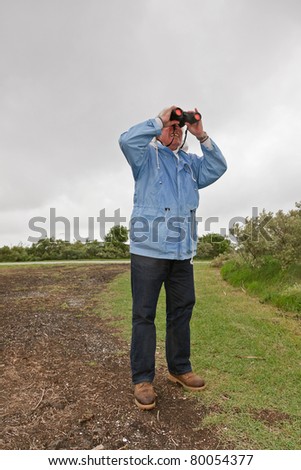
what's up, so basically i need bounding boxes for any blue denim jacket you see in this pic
[119,118,227,260]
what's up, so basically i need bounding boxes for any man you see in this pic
[119,105,227,410]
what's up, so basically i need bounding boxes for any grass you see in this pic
[221,258,301,315]
[98,262,301,449]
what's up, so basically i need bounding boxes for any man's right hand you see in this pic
[157,105,179,127]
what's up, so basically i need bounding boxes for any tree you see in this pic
[104,225,128,244]
[196,233,232,259]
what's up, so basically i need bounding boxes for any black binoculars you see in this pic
[170,107,202,127]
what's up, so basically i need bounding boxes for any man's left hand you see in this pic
[186,108,206,139]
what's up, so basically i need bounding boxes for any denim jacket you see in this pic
[119,118,227,260]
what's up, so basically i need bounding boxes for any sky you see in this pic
[1,0,300,246]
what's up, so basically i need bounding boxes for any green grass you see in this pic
[221,258,301,315]
[98,262,301,449]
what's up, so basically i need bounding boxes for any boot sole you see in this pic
[134,398,156,410]
[168,373,206,391]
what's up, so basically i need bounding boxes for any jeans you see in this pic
[130,253,196,384]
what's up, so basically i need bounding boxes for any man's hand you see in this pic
[157,105,179,127]
[186,108,206,139]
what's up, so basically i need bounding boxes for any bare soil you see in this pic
[1,264,223,450]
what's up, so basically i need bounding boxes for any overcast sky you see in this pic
[1,0,300,246]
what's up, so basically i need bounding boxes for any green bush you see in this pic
[231,202,301,268]
[221,202,301,314]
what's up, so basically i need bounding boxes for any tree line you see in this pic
[0,226,129,262]
[0,225,231,262]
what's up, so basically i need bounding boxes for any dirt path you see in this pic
[1,264,222,450]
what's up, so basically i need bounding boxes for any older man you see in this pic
[119,105,227,410]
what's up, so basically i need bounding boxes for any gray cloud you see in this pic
[1,0,300,245]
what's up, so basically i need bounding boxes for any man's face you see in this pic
[158,124,183,151]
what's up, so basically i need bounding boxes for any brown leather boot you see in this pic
[134,382,157,410]
[168,371,206,391]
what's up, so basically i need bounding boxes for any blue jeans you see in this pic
[130,253,196,384]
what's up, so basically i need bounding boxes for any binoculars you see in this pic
[170,107,202,127]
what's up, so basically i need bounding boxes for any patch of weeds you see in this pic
[60,302,69,310]
[87,361,98,367]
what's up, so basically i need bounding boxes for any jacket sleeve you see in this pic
[192,139,227,189]
[119,119,162,179]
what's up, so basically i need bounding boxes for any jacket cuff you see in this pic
[154,117,164,129]
[201,137,213,150]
